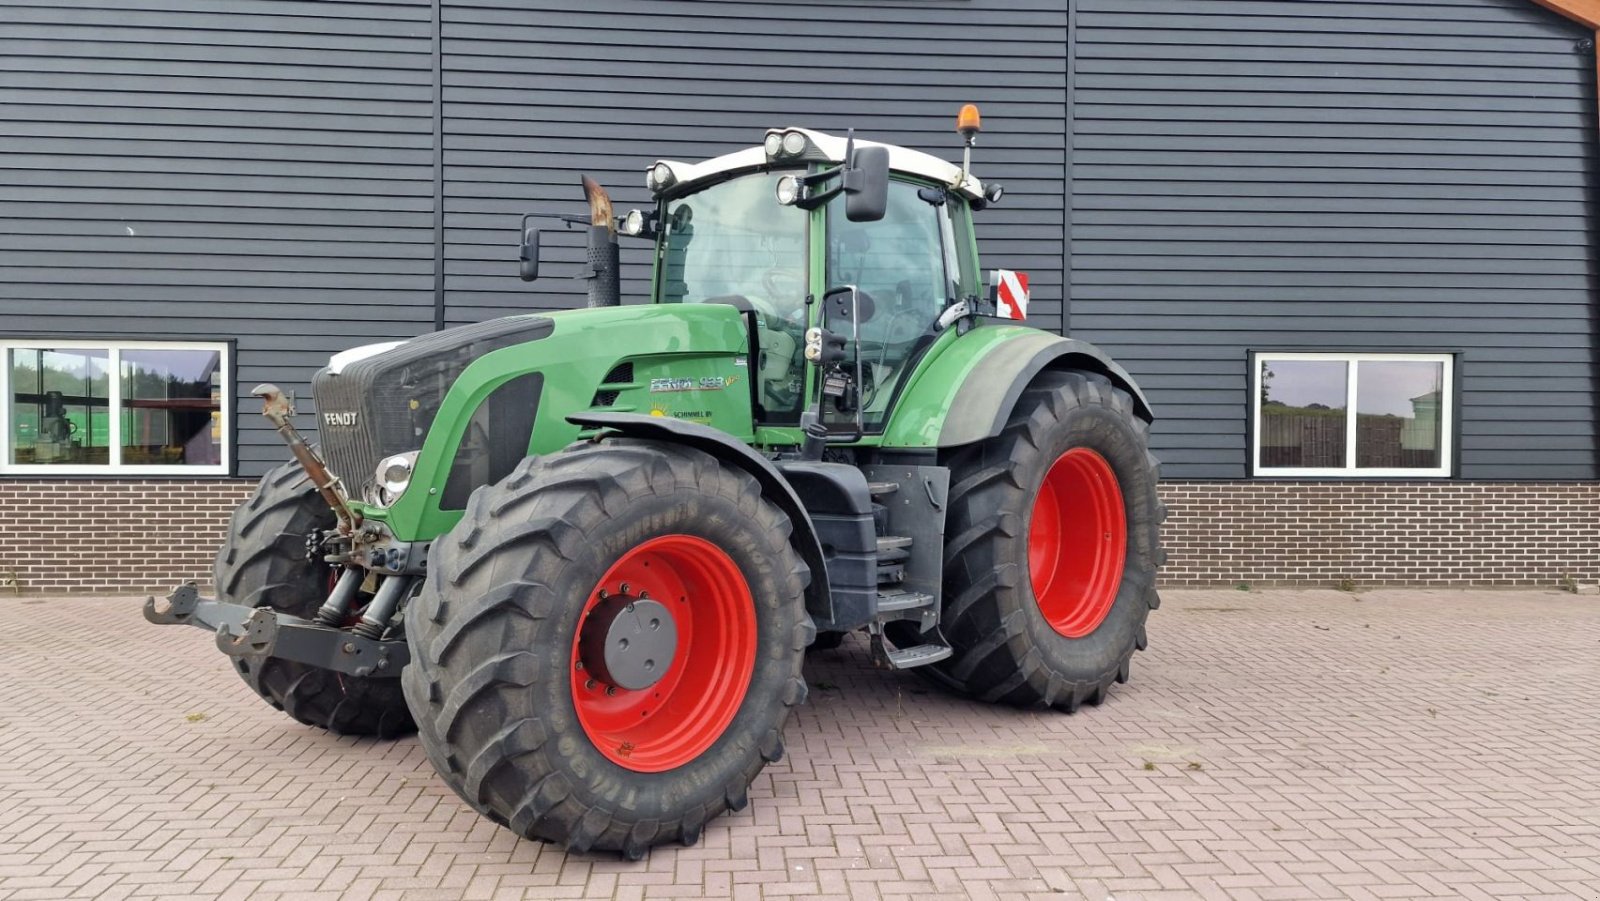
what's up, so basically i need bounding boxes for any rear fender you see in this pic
[881,326,1154,449]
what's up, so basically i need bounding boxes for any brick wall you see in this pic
[0,479,254,596]
[0,478,1595,595]
[1160,481,1600,588]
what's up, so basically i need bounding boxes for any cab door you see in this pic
[825,179,965,431]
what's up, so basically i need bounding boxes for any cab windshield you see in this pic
[659,172,809,421]
[659,172,808,316]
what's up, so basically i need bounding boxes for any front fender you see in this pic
[566,412,834,629]
[881,326,1154,449]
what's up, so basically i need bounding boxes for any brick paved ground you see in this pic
[2,589,1597,901]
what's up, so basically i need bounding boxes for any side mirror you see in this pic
[843,145,889,222]
[518,216,541,281]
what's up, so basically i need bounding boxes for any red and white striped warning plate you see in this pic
[993,269,1029,320]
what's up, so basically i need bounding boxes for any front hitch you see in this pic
[144,581,410,678]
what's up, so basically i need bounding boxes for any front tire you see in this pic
[213,462,415,737]
[402,441,812,858]
[928,370,1163,711]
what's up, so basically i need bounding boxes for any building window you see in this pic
[1,341,230,475]
[1253,352,1453,478]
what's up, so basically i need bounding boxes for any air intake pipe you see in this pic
[581,175,621,308]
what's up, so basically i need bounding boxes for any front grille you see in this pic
[314,370,382,497]
[312,316,553,497]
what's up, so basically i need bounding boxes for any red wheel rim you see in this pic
[571,535,757,772]
[1028,448,1127,639]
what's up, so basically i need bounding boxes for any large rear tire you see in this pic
[213,462,416,737]
[402,441,812,858]
[926,370,1163,711]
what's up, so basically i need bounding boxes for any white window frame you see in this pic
[0,339,231,476]
[1252,351,1454,479]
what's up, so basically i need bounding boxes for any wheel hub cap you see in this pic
[578,595,678,691]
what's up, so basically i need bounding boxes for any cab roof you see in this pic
[649,127,985,202]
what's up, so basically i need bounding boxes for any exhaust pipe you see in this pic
[581,175,621,308]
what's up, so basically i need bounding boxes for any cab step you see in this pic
[876,637,953,670]
[876,535,913,553]
[876,588,935,614]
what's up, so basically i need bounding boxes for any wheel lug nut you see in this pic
[619,582,630,595]
[585,679,597,690]
[605,686,617,696]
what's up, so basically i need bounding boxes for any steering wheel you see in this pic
[761,269,806,311]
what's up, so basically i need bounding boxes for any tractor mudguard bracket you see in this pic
[143,582,408,678]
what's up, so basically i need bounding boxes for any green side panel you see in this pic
[878,324,1060,449]
[599,354,755,436]
[381,304,752,539]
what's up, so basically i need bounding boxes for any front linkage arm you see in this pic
[253,382,361,535]
[143,582,410,678]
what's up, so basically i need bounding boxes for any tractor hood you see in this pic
[312,315,557,507]
[317,303,753,540]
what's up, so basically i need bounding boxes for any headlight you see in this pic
[780,130,806,157]
[775,174,802,206]
[620,208,646,236]
[372,451,420,507]
[763,132,783,157]
[646,162,676,192]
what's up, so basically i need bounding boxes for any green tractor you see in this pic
[146,107,1163,857]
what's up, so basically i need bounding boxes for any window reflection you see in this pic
[1259,359,1347,468]
[8,348,111,465]
[1356,361,1444,470]
[121,349,223,466]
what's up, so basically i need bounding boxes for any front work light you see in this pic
[620,209,647,236]
[646,162,676,192]
[775,174,802,206]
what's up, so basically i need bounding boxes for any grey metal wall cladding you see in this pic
[438,0,1070,333]
[5,0,1598,484]
[0,1,438,477]
[1071,0,1599,479]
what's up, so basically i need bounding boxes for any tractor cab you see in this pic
[630,125,998,432]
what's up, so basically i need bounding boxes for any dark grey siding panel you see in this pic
[1071,0,1598,479]
[0,1,437,478]
[440,0,1069,333]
